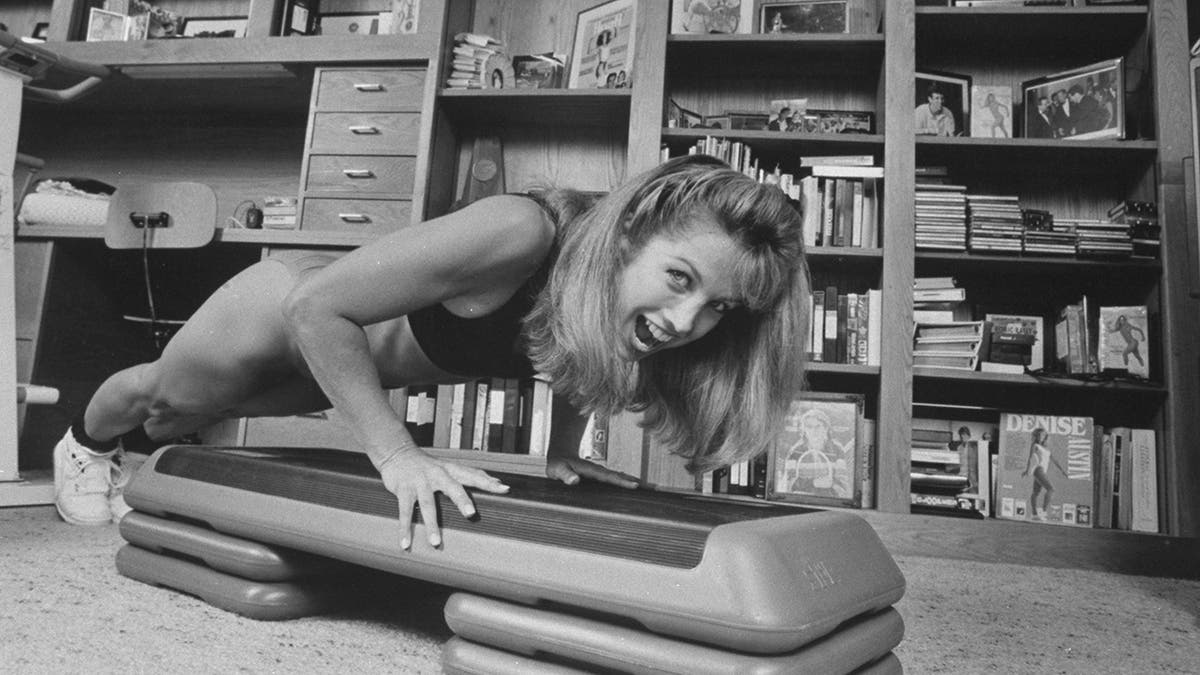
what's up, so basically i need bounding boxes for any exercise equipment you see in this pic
[443,592,905,675]
[119,511,347,582]
[440,638,905,675]
[124,445,905,654]
[0,29,107,504]
[115,545,347,621]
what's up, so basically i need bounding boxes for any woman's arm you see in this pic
[282,195,554,548]
[1022,443,1036,476]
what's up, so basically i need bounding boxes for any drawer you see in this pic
[314,68,425,111]
[305,155,416,194]
[300,198,412,234]
[310,112,422,154]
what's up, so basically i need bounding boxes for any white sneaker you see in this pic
[108,455,133,523]
[53,430,119,526]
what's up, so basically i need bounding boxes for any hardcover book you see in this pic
[996,413,1095,527]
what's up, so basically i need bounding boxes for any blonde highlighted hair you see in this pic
[524,155,810,474]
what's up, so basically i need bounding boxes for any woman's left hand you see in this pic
[546,456,641,489]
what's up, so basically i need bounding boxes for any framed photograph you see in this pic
[915,70,971,137]
[971,85,1013,138]
[512,53,566,89]
[757,0,848,34]
[766,392,864,507]
[1021,58,1123,141]
[797,108,875,134]
[768,98,808,131]
[181,16,247,38]
[318,13,380,35]
[568,0,637,89]
[671,0,754,35]
[31,22,49,41]
[86,8,129,42]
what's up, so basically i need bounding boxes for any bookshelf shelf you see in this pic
[42,34,439,67]
[15,225,373,248]
[667,33,884,60]
[915,251,1161,274]
[808,363,880,377]
[912,367,1166,394]
[915,137,1158,168]
[662,128,885,155]
[915,6,1147,51]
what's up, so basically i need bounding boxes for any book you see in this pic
[914,321,986,340]
[995,413,1095,527]
[984,313,1044,372]
[809,164,885,179]
[1097,305,1149,378]
[1129,428,1158,533]
[1093,429,1115,529]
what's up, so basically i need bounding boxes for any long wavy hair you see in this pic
[523,155,810,474]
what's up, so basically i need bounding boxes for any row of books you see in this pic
[809,287,882,366]
[400,377,554,456]
[910,414,1161,533]
[798,164,883,249]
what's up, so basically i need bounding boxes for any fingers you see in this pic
[396,488,416,551]
[418,488,441,548]
[571,461,640,489]
[545,458,581,485]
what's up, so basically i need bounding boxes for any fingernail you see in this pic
[400,538,410,550]
[463,508,476,518]
[430,534,442,548]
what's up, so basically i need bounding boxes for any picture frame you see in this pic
[766,391,864,508]
[31,22,49,41]
[915,70,971,137]
[512,53,566,89]
[317,12,380,35]
[797,108,875,134]
[756,0,849,34]
[86,8,129,42]
[671,0,754,35]
[180,16,247,38]
[971,85,1013,139]
[568,0,636,89]
[767,98,809,131]
[281,0,317,36]
[1020,58,1124,141]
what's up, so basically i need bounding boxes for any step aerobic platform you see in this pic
[124,445,905,653]
[440,638,905,675]
[115,544,346,620]
[443,592,905,675]
[119,510,347,582]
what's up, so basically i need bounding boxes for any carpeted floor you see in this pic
[2,505,1198,674]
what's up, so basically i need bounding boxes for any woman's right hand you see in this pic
[375,447,509,550]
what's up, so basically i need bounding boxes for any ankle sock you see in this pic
[69,415,119,455]
[119,424,157,454]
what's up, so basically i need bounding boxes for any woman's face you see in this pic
[615,217,743,359]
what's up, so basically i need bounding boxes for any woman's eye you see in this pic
[709,301,732,314]
[667,269,690,288]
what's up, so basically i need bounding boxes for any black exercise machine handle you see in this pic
[0,27,109,103]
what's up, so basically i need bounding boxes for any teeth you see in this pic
[648,321,671,343]
[633,316,672,353]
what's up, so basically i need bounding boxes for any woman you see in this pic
[1021,427,1067,521]
[54,155,811,550]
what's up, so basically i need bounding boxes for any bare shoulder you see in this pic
[449,194,556,268]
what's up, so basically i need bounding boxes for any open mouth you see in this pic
[633,315,672,353]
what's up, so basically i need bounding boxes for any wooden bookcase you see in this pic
[5,0,1198,564]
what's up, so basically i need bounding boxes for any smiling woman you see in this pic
[52,155,810,552]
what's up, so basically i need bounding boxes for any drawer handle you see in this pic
[354,83,385,92]
[338,213,371,223]
[343,169,375,178]
[349,125,380,135]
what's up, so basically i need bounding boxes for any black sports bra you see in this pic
[406,194,554,378]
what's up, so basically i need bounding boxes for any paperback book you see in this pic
[995,413,1095,527]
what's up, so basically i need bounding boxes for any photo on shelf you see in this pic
[568,0,636,89]
[31,22,49,41]
[512,53,566,89]
[1097,305,1149,378]
[318,13,381,35]
[756,0,848,34]
[797,108,875,134]
[1021,57,1124,141]
[180,16,248,38]
[388,0,419,34]
[768,98,808,131]
[86,8,130,42]
[971,85,1013,138]
[671,0,754,34]
[915,70,971,137]
[766,391,864,508]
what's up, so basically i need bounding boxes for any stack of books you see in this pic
[261,197,298,229]
[445,32,508,89]
[1069,217,1134,258]
[965,193,1023,254]
[912,276,968,324]
[1021,209,1076,256]
[1108,200,1160,260]
[914,184,967,251]
[912,321,987,371]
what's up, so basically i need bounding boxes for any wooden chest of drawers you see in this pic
[298,67,426,236]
